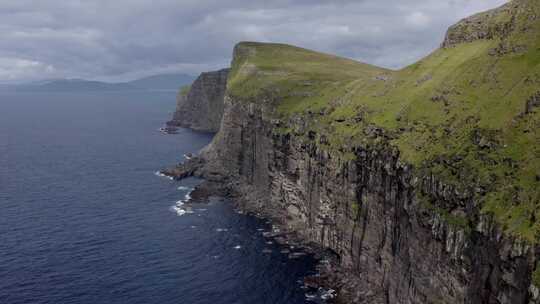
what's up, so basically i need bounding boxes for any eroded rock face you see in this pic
[526,91,540,115]
[441,0,521,48]
[193,96,538,304]
[167,68,229,132]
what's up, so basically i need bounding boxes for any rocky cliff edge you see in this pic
[164,1,540,303]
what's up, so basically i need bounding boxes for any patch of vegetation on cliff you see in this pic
[417,192,472,234]
[226,0,540,242]
[351,201,361,221]
[179,85,191,96]
[533,264,540,287]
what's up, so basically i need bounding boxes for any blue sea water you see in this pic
[0,91,319,304]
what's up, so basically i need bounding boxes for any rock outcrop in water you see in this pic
[167,68,229,132]
[164,1,540,303]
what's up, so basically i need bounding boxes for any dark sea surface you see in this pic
[0,91,319,304]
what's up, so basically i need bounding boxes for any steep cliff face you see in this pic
[442,0,538,49]
[198,96,537,304]
[442,0,515,48]
[166,1,540,303]
[167,68,229,132]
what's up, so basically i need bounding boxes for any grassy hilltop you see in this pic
[226,0,540,242]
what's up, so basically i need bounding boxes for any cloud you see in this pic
[0,0,508,82]
[406,11,431,28]
[0,57,56,80]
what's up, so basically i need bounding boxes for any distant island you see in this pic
[0,73,195,92]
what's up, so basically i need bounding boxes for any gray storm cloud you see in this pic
[0,0,507,82]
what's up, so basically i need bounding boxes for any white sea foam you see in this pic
[216,228,228,232]
[170,205,187,216]
[154,171,173,180]
[177,186,191,191]
[233,245,242,250]
[170,189,195,216]
[321,289,337,300]
[175,207,194,215]
[183,154,192,160]
[305,288,336,302]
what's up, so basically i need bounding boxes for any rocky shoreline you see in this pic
[160,160,345,303]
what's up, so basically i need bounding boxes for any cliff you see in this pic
[443,0,540,49]
[167,68,229,132]
[165,0,540,303]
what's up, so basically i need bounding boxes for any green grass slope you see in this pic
[227,0,540,242]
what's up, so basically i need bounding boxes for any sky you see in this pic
[0,0,508,83]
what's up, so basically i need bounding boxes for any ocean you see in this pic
[0,91,320,304]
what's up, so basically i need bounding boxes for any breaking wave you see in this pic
[154,171,173,180]
[170,191,195,216]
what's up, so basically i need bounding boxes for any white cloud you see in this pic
[0,57,56,81]
[0,0,509,82]
[406,11,431,28]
